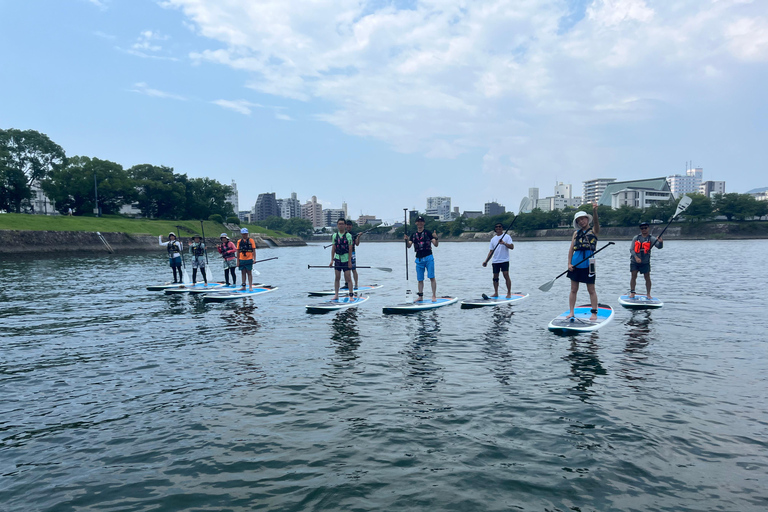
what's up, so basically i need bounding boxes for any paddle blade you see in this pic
[674,195,692,217]
[519,196,532,214]
[376,267,393,272]
[538,279,556,292]
[253,269,261,277]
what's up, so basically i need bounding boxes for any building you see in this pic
[323,208,346,226]
[667,167,703,198]
[700,181,726,198]
[361,218,382,226]
[237,210,252,223]
[462,210,483,219]
[611,188,674,209]
[484,202,505,216]
[29,180,56,214]
[426,196,452,221]
[301,196,323,228]
[598,177,672,207]
[253,192,279,221]
[357,215,377,226]
[279,192,301,219]
[747,187,768,201]
[536,196,582,212]
[225,180,239,215]
[554,182,573,199]
[341,202,348,219]
[583,178,616,205]
[525,188,539,212]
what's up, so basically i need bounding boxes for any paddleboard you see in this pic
[147,282,187,291]
[618,295,663,309]
[548,303,614,334]
[307,284,383,296]
[382,296,459,314]
[202,285,278,303]
[305,295,369,313]
[164,282,226,294]
[460,293,529,309]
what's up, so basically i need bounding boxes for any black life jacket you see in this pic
[192,242,205,257]
[573,229,597,253]
[238,238,254,255]
[333,233,351,255]
[412,230,432,253]
[167,240,180,256]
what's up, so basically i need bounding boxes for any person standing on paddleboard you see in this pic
[330,218,354,300]
[159,232,183,283]
[404,216,439,302]
[189,235,208,285]
[629,221,663,299]
[236,228,257,291]
[217,233,237,286]
[567,202,600,321]
[482,222,514,298]
[345,219,362,291]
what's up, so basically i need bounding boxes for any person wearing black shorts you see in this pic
[482,223,514,298]
[629,221,663,298]
[567,202,600,321]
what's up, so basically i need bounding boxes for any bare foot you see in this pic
[331,295,338,300]
[506,293,512,298]
[590,314,597,321]
[432,296,437,302]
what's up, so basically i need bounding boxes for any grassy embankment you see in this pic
[0,214,290,238]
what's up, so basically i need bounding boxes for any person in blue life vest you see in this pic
[159,232,184,283]
[404,216,439,302]
[236,228,257,291]
[329,218,354,300]
[482,222,514,298]
[629,221,663,299]
[567,202,600,321]
[344,218,362,290]
[189,235,208,285]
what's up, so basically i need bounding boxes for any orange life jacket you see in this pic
[634,240,652,254]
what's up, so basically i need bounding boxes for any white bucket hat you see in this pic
[573,211,593,230]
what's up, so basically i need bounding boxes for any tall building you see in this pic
[279,192,301,219]
[341,202,348,219]
[357,215,380,226]
[253,192,279,221]
[667,166,703,198]
[583,178,616,205]
[301,195,323,228]
[554,182,572,199]
[484,202,505,216]
[700,181,726,198]
[225,180,239,215]
[323,208,346,226]
[426,196,452,221]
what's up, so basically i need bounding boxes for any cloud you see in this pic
[162,0,768,179]
[85,0,108,9]
[93,31,116,40]
[129,82,187,100]
[212,99,263,115]
[117,30,178,60]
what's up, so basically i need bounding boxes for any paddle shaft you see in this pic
[175,225,186,269]
[200,220,209,265]
[554,242,615,280]
[308,265,385,270]
[404,209,409,282]
[256,257,278,264]
[488,202,526,255]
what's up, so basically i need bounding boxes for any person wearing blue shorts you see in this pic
[404,216,439,301]
[159,232,184,283]
[345,219,362,290]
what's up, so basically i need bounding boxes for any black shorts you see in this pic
[630,261,651,274]
[567,266,595,284]
[334,259,351,271]
[492,261,509,273]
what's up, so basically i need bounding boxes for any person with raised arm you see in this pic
[159,232,183,283]
[567,201,600,321]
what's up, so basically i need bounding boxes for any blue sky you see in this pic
[1,0,766,222]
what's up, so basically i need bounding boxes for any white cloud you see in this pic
[162,0,768,179]
[85,0,108,9]
[129,82,187,100]
[212,99,262,115]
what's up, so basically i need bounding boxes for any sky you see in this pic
[1,0,767,223]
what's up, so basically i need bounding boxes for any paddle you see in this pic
[538,242,615,292]
[200,220,210,266]
[308,265,392,272]
[404,208,412,303]
[654,195,692,239]
[175,225,189,284]
[255,257,278,264]
[488,196,532,255]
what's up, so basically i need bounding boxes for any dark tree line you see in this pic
[1,128,234,220]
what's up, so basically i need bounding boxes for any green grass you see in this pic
[0,214,292,238]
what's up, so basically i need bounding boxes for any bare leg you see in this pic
[430,277,437,302]
[353,269,358,289]
[587,283,598,321]
[568,280,579,318]
[240,269,246,287]
[629,270,638,297]
[344,270,353,296]
[417,280,424,299]
[333,269,341,300]
[492,273,500,297]
[644,273,652,298]
[247,270,253,290]
[502,271,512,298]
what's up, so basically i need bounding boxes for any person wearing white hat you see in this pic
[159,232,184,283]
[567,201,600,321]
[217,233,237,286]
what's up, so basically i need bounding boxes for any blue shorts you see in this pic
[238,260,253,272]
[415,254,435,281]
[169,256,182,268]
[350,253,357,270]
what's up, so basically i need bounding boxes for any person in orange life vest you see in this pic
[404,216,439,302]
[236,228,257,291]
[567,202,600,321]
[329,218,354,300]
[629,221,663,299]
[217,233,237,286]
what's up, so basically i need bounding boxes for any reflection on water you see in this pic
[565,336,607,403]
[402,312,442,391]
[330,309,361,361]
[620,310,653,387]
[481,309,516,385]
[220,299,261,330]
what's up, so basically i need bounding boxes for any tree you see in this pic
[712,193,741,221]
[182,176,234,220]
[0,128,66,212]
[284,217,313,236]
[128,164,185,219]
[41,156,133,215]
[683,194,712,222]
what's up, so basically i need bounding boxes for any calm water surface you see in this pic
[1,240,766,511]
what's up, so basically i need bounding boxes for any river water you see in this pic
[1,240,766,511]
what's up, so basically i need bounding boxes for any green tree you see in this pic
[129,164,185,219]
[41,156,133,215]
[182,176,234,220]
[683,194,712,222]
[284,217,313,236]
[0,128,66,212]
[259,215,286,232]
[612,205,643,227]
[712,193,741,221]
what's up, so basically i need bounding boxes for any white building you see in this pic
[536,196,582,211]
[583,178,616,205]
[226,180,239,215]
[301,195,324,228]
[426,196,452,221]
[554,182,573,199]
[667,167,703,198]
[279,192,301,219]
[699,181,725,198]
[611,188,674,209]
[29,180,56,214]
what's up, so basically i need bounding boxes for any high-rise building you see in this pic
[699,181,725,198]
[554,182,572,199]
[426,196,452,221]
[484,202,505,216]
[341,202,348,219]
[279,192,301,219]
[323,208,346,226]
[667,166,703,198]
[225,180,239,215]
[301,196,323,228]
[583,178,616,205]
[253,192,279,221]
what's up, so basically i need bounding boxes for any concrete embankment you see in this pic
[0,230,305,254]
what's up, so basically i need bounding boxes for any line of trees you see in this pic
[1,128,234,220]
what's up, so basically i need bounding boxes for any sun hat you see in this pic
[219,233,229,238]
[168,232,176,237]
[572,211,593,230]
[241,228,249,234]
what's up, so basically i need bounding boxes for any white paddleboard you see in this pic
[147,282,187,291]
[305,295,369,313]
[202,285,278,303]
[382,296,459,314]
[548,304,614,334]
[164,282,226,294]
[460,293,529,309]
[618,295,663,309]
[307,284,383,296]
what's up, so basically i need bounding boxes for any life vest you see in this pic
[412,230,432,253]
[238,238,254,255]
[634,239,652,254]
[220,242,235,258]
[573,229,597,253]
[167,241,180,256]
[333,233,351,255]
[191,242,205,257]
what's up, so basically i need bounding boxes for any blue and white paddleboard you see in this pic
[305,295,369,313]
[307,284,383,296]
[460,293,529,309]
[548,303,614,334]
[202,285,278,302]
[382,296,459,314]
[618,295,663,309]
[147,282,187,291]
[164,282,226,294]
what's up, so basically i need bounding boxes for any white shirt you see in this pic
[489,234,512,263]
